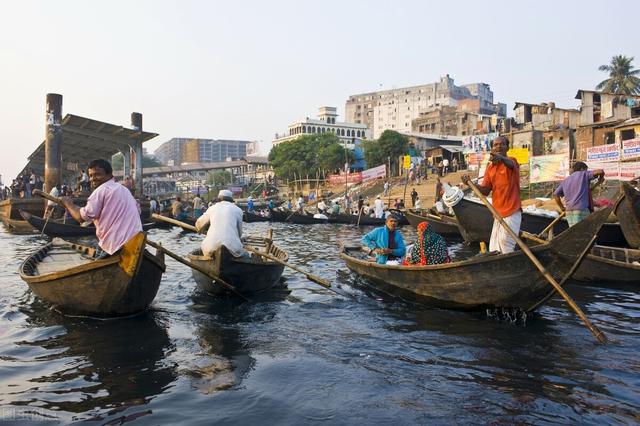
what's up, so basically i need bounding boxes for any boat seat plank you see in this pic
[36,252,94,275]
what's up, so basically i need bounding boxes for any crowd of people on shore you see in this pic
[1,168,91,200]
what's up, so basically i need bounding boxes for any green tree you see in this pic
[111,153,163,170]
[206,170,232,186]
[596,55,640,95]
[361,130,409,169]
[268,133,352,180]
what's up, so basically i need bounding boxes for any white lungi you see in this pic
[489,211,522,254]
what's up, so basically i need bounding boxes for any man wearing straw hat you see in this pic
[195,189,245,258]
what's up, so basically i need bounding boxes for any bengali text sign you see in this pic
[586,144,620,162]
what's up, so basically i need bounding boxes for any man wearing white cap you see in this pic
[195,189,245,257]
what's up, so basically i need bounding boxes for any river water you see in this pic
[0,222,638,425]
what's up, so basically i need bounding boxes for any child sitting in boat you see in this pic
[403,221,450,266]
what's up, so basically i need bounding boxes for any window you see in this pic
[621,129,635,141]
[604,131,615,144]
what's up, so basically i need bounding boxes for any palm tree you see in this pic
[596,55,640,95]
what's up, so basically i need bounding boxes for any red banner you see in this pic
[327,172,363,185]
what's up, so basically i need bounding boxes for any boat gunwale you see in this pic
[20,239,165,284]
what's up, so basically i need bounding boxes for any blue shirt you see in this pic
[362,226,406,264]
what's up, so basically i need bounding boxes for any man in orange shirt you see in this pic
[462,136,521,253]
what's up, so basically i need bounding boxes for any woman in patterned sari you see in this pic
[403,221,450,266]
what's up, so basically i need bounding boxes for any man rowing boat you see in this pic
[196,189,245,258]
[61,159,142,258]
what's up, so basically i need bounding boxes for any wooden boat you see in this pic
[20,210,158,237]
[340,207,611,311]
[19,233,165,316]
[187,236,287,295]
[404,209,464,237]
[243,211,271,223]
[452,197,626,246]
[269,209,328,224]
[327,212,386,226]
[572,245,640,284]
[2,217,39,233]
[615,183,640,248]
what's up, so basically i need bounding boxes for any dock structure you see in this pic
[25,93,158,193]
[0,94,158,231]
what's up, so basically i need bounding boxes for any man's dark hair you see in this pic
[87,159,113,175]
[572,161,588,172]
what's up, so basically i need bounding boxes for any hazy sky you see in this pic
[1,0,638,182]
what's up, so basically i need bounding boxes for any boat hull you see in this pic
[341,207,610,311]
[187,240,286,295]
[19,235,165,316]
[404,209,463,237]
[615,183,640,248]
[452,197,626,246]
[572,245,640,284]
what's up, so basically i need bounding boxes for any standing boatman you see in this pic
[61,159,142,258]
[461,136,521,254]
[553,161,604,226]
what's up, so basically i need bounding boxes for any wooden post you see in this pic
[44,93,63,192]
[131,112,144,196]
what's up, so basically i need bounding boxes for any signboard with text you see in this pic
[622,138,640,160]
[586,144,620,162]
[362,164,386,181]
[403,155,411,169]
[327,172,363,186]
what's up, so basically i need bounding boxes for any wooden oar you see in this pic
[356,206,364,227]
[243,245,331,288]
[146,239,249,301]
[466,180,607,344]
[151,212,349,296]
[536,211,566,239]
[33,189,63,206]
[151,213,198,231]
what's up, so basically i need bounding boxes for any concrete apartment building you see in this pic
[345,75,506,138]
[154,138,253,166]
[272,106,370,148]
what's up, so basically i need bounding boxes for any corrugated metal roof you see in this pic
[21,114,158,178]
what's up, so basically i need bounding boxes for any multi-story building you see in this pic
[345,75,506,138]
[153,138,254,166]
[411,106,496,137]
[272,106,370,148]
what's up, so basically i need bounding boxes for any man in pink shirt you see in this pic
[61,159,142,258]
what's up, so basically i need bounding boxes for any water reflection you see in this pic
[10,305,176,421]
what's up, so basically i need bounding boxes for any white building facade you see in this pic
[345,75,506,139]
[272,107,370,149]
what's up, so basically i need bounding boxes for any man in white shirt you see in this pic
[317,199,327,213]
[442,158,450,175]
[374,196,384,219]
[196,189,245,258]
[45,184,61,217]
[150,197,159,214]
